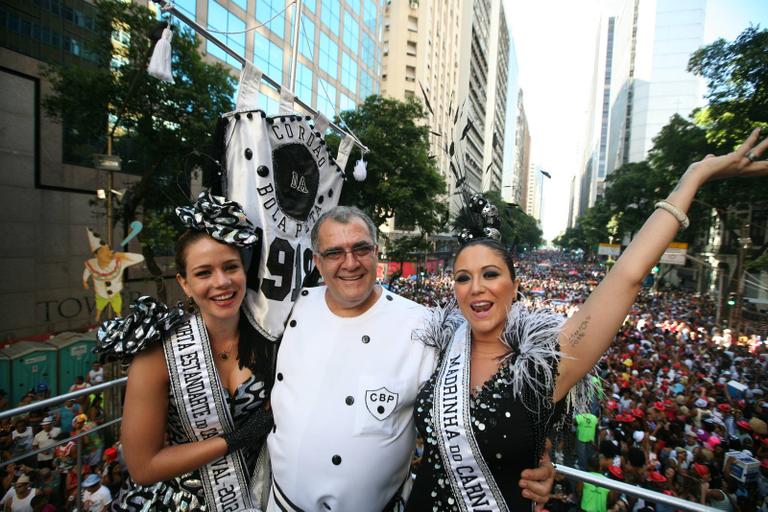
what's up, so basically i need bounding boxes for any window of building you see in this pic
[231,0,246,12]
[318,31,338,79]
[296,62,314,107]
[300,14,314,59]
[361,32,375,70]
[339,93,355,112]
[406,40,416,56]
[303,0,315,12]
[363,0,376,32]
[207,0,245,67]
[360,70,373,99]
[259,92,278,114]
[405,65,416,82]
[347,0,360,16]
[407,15,417,31]
[317,78,337,119]
[254,31,283,83]
[341,51,357,94]
[404,89,415,98]
[256,0,285,38]
[342,9,359,52]
[320,0,340,35]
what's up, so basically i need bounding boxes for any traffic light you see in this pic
[727,293,737,306]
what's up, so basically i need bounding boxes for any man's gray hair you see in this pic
[310,206,378,252]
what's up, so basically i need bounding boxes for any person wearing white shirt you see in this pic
[32,417,60,469]
[87,362,104,385]
[262,206,554,511]
[81,473,112,512]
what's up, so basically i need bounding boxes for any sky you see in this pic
[504,0,768,243]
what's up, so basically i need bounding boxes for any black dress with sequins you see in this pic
[407,364,560,511]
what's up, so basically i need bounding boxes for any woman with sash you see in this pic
[406,130,768,510]
[97,192,274,511]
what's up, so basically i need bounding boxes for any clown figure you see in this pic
[82,228,144,321]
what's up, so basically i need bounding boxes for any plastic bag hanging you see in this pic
[353,158,367,182]
[148,25,175,83]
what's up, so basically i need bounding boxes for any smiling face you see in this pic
[453,244,519,341]
[313,217,379,316]
[176,235,246,324]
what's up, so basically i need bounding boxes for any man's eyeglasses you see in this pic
[318,243,376,261]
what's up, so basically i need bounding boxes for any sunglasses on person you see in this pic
[318,243,375,261]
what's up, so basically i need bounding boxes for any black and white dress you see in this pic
[406,302,597,511]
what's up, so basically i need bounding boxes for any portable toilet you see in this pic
[0,349,10,403]
[4,341,58,405]
[46,331,97,394]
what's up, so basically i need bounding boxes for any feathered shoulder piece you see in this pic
[94,296,186,363]
[416,300,600,418]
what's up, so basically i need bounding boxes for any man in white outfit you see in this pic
[264,206,554,511]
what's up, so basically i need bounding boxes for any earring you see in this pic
[186,296,197,314]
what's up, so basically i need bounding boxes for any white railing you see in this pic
[0,380,720,512]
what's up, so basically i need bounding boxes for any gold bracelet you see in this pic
[655,200,690,230]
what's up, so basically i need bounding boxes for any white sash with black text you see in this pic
[164,313,255,511]
[433,322,508,512]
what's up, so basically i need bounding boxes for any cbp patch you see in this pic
[365,387,399,421]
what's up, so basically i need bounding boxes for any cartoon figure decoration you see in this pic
[83,225,145,322]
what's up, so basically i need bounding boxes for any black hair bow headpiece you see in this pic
[456,193,502,245]
[175,191,258,248]
[94,296,186,360]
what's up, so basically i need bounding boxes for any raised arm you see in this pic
[554,129,768,402]
[120,345,229,485]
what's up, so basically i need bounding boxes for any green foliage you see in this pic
[42,0,237,297]
[326,95,447,234]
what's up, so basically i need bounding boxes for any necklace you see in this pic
[215,335,238,361]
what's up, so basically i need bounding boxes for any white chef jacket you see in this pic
[267,286,436,511]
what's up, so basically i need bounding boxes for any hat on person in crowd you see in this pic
[706,435,721,449]
[694,398,708,408]
[623,359,633,367]
[737,420,752,431]
[40,417,53,425]
[693,463,710,477]
[615,414,635,423]
[16,475,30,485]
[606,400,618,411]
[72,413,87,427]
[633,431,645,443]
[631,408,644,419]
[676,395,686,405]
[83,474,101,488]
[608,465,624,480]
[751,418,768,436]
[654,401,666,412]
[647,471,667,483]
[718,403,732,413]
[679,405,690,415]
[104,447,118,461]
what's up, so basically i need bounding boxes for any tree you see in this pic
[43,0,236,300]
[326,96,447,234]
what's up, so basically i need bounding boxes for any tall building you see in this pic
[514,91,531,212]
[381,0,518,205]
[606,0,707,176]
[576,0,707,218]
[526,163,543,222]
[0,0,384,339]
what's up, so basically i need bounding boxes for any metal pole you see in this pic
[554,464,721,512]
[288,0,303,91]
[106,135,113,247]
[76,437,83,512]
[0,377,127,421]
[716,267,724,326]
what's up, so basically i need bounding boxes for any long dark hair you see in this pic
[454,238,516,279]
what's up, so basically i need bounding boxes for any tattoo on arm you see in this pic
[566,316,590,347]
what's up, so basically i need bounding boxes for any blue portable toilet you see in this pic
[45,331,97,394]
[0,349,10,404]
[4,341,58,405]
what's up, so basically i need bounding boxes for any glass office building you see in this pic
[175,0,383,116]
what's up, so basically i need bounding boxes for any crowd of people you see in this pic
[1,363,121,511]
[2,252,768,511]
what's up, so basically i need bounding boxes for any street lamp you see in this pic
[93,153,122,247]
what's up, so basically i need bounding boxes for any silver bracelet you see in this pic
[655,200,690,230]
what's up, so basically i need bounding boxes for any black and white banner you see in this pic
[223,62,344,341]
[164,314,255,511]
[433,322,508,512]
